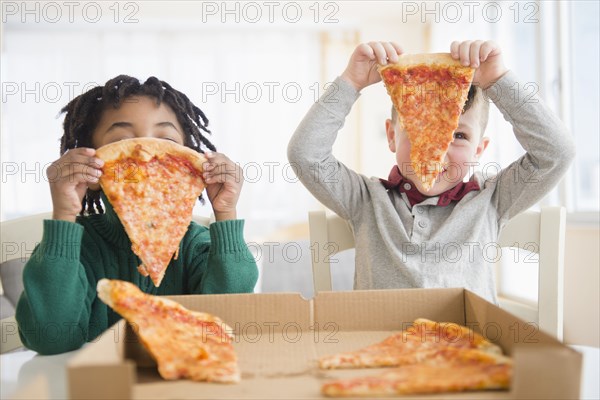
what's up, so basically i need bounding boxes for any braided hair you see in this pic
[60,75,216,215]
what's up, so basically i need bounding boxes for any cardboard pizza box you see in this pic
[66,288,582,399]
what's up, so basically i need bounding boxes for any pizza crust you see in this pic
[377,53,463,73]
[96,278,113,307]
[96,137,207,173]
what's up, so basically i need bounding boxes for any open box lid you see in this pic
[67,288,582,399]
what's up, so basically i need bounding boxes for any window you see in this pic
[569,1,600,212]
[428,1,599,214]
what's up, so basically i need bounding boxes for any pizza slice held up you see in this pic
[97,279,240,383]
[96,138,206,287]
[378,54,475,191]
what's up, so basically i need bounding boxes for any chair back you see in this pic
[1,212,51,265]
[497,207,566,340]
[1,212,51,353]
[308,211,354,293]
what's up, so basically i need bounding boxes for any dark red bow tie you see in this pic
[380,166,480,207]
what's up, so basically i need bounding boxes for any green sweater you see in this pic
[16,199,258,355]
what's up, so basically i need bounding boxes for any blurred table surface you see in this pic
[1,344,598,399]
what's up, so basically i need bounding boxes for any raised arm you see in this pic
[450,40,576,223]
[487,72,575,223]
[288,42,403,219]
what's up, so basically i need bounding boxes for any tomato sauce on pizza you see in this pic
[379,54,475,192]
[96,138,206,287]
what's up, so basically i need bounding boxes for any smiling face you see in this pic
[385,105,490,196]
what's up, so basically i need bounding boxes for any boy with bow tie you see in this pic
[288,40,574,302]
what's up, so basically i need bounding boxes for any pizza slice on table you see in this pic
[97,279,240,383]
[378,54,475,191]
[96,138,206,287]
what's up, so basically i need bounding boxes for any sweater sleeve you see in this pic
[287,77,370,220]
[486,71,576,225]
[184,220,258,294]
[15,220,96,355]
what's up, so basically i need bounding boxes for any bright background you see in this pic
[1,1,598,345]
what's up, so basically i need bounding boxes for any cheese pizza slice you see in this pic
[378,54,475,191]
[96,138,206,287]
[319,318,502,369]
[97,279,240,383]
[322,347,512,397]
[320,319,512,397]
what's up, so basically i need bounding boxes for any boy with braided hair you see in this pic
[16,75,258,355]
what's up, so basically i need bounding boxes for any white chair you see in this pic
[1,212,51,265]
[308,211,354,293]
[496,207,566,341]
[1,212,51,353]
[308,207,566,340]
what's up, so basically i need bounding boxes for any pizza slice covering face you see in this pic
[319,318,512,397]
[96,138,206,287]
[378,54,475,191]
[97,279,240,383]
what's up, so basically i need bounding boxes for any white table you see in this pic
[2,345,599,399]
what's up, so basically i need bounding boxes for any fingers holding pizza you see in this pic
[341,41,403,92]
[202,152,243,221]
[47,147,104,222]
[450,40,509,89]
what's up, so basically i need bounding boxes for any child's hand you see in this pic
[48,148,103,222]
[202,152,243,221]
[341,41,403,92]
[450,40,509,89]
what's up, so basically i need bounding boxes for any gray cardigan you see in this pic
[287,72,575,303]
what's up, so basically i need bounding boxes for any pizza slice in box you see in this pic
[96,138,206,287]
[319,319,512,396]
[319,318,502,369]
[97,279,240,383]
[378,54,475,191]
[322,348,512,397]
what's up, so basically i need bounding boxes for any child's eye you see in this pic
[454,132,468,140]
